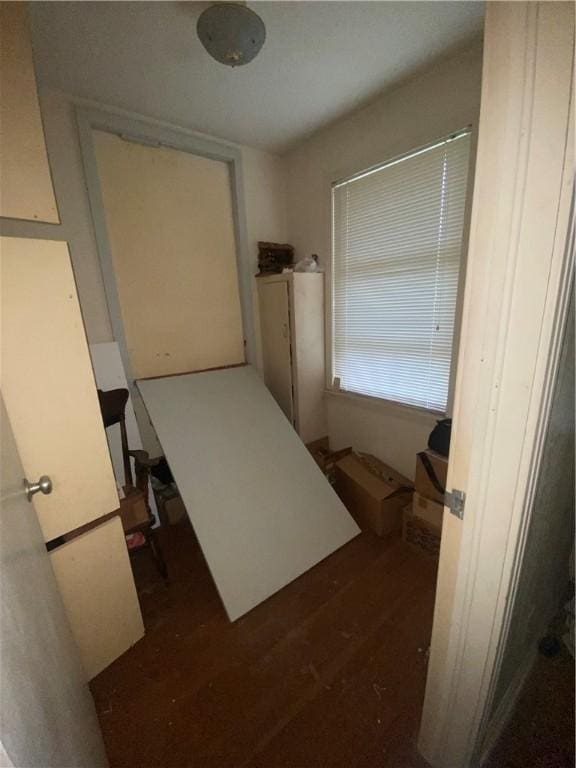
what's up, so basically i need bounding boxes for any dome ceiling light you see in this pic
[197,3,266,68]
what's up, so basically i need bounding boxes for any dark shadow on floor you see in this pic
[485,646,575,768]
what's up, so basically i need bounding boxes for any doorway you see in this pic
[92,129,245,380]
[77,106,257,388]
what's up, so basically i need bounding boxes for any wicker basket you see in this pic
[403,505,441,557]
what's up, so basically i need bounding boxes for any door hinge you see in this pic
[445,489,466,519]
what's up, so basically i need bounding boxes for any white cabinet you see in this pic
[257,272,327,444]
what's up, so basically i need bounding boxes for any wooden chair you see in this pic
[97,388,167,581]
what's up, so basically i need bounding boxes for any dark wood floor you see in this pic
[485,645,575,768]
[90,521,438,768]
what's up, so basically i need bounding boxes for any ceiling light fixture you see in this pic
[197,3,266,68]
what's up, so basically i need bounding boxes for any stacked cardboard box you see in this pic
[308,439,353,485]
[403,450,448,556]
[334,452,413,536]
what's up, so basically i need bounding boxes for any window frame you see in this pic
[326,127,475,417]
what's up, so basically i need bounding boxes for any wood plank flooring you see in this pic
[484,645,575,768]
[90,521,437,767]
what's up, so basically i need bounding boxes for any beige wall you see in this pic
[282,42,483,477]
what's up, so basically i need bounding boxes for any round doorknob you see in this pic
[23,475,53,501]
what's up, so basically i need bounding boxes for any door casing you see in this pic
[75,104,256,385]
[418,3,574,766]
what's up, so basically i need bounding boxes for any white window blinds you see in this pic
[331,130,471,412]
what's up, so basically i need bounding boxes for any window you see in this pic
[331,130,471,412]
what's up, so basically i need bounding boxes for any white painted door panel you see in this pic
[138,366,359,621]
[0,396,107,767]
[258,280,294,423]
[0,237,119,541]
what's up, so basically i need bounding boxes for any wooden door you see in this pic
[258,280,294,423]
[0,396,107,767]
[418,3,574,766]
[92,130,245,379]
[0,236,119,542]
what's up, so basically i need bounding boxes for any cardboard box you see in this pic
[306,436,329,463]
[403,504,441,558]
[334,453,413,536]
[307,439,352,475]
[156,490,187,525]
[412,492,444,529]
[415,450,448,504]
[164,494,187,525]
[118,488,148,532]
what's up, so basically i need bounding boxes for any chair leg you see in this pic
[148,528,168,582]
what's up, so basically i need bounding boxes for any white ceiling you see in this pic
[30,1,484,154]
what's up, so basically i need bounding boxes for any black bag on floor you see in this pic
[427,418,452,458]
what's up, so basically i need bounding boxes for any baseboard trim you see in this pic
[478,648,537,766]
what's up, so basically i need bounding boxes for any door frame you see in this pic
[418,3,574,767]
[75,104,256,384]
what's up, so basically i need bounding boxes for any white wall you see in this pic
[37,89,115,342]
[241,144,289,372]
[282,42,483,478]
[327,393,439,482]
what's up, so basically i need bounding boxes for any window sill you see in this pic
[323,387,444,423]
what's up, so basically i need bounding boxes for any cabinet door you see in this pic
[50,517,145,680]
[1,237,119,542]
[0,3,59,222]
[259,281,294,423]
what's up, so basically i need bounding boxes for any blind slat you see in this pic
[332,131,471,412]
